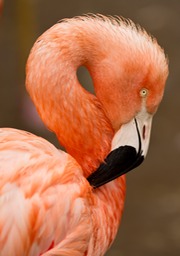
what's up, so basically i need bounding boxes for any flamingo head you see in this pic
[87,17,169,187]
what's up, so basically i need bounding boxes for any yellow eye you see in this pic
[140,88,148,98]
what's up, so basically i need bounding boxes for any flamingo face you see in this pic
[87,108,152,188]
[87,85,155,188]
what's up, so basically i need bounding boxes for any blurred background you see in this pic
[0,0,180,255]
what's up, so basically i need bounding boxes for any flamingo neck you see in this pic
[26,21,114,177]
[87,176,126,255]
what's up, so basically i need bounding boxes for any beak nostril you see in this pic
[143,125,146,140]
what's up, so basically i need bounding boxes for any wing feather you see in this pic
[0,128,92,255]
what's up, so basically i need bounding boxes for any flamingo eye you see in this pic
[140,88,148,98]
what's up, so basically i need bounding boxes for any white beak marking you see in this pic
[111,110,153,158]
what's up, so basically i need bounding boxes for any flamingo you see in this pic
[0,15,168,256]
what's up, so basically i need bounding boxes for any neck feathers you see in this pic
[26,16,116,176]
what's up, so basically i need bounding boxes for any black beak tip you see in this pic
[87,145,144,189]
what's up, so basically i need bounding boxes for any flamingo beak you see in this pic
[87,111,153,188]
[111,111,153,158]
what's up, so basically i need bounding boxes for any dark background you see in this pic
[0,1,180,255]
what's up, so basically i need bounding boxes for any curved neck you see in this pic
[26,21,114,176]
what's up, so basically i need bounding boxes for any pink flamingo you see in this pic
[0,15,168,255]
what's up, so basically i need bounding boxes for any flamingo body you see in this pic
[0,128,87,255]
[0,15,168,255]
[0,128,125,255]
